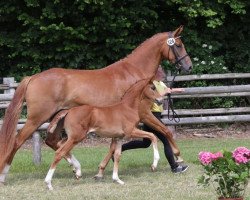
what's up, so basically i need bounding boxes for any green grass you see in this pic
[1,138,250,200]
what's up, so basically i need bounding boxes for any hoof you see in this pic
[48,186,54,191]
[75,175,82,180]
[113,179,125,185]
[45,181,54,191]
[151,165,157,172]
[93,175,103,181]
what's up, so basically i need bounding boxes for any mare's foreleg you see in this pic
[130,128,160,171]
[141,113,183,163]
[94,138,116,180]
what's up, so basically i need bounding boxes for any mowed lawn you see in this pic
[1,138,250,200]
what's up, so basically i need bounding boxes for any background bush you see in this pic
[0,0,249,109]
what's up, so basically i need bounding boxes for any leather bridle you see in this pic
[167,32,189,71]
[163,32,190,123]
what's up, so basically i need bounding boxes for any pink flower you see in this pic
[198,151,223,165]
[232,147,250,164]
[199,151,214,165]
[212,152,223,160]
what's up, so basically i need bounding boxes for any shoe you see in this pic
[172,165,189,174]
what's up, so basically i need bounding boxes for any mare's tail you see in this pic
[0,76,32,172]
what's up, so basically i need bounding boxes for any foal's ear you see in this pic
[173,25,184,37]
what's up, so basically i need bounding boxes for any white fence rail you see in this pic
[161,73,250,125]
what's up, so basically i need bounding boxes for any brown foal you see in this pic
[45,79,161,190]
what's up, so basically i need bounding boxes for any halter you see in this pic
[163,32,189,123]
[166,32,189,70]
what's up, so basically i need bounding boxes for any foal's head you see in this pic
[141,84,162,104]
[121,79,151,102]
[161,26,193,73]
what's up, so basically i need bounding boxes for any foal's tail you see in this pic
[47,110,69,134]
[0,76,32,172]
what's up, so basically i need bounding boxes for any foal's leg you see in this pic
[45,121,81,176]
[112,139,124,185]
[45,138,76,190]
[45,125,87,190]
[130,128,160,171]
[94,139,117,180]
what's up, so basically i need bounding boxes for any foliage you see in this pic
[0,0,249,79]
[198,147,250,198]
[172,0,247,28]
[0,0,249,109]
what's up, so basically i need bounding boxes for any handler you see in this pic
[121,66,189,173]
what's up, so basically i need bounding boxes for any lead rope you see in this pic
[166,72,180,123]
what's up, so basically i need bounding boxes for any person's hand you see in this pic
[160,87,172,96]
[171,88,184,93]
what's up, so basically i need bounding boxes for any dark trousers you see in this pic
[122,112,178,169]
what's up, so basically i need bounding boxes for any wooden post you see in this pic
[3,77,15,115]
[3,77,15,94]
[32,131,41,165]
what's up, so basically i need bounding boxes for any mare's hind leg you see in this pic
[0,119,44,184]
[94,139,117,180]
[1,104,58,184]
[130,128,160,171]
[45,120,81,176]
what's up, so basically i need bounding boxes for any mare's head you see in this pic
[161,26,192,73]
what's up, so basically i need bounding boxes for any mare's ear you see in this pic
[173,25,184,37]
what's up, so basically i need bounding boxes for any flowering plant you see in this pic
[198,147,250,198]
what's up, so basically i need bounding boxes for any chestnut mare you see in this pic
[45,79,161,190]
[0,26,192,184]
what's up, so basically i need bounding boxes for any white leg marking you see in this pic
[112,171,124,185]
[0,164,10,183]
[112,140,124,185]
[152,144,160,169]
[71,155,82,178]
[44,168,55,190]
[66,157,73,166]
[66,156,76,173]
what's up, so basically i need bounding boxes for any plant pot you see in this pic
[218,197,243,200]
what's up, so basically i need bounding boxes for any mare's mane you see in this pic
[125,32,167,60]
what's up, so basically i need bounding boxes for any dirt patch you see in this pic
[174,122,250,139]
